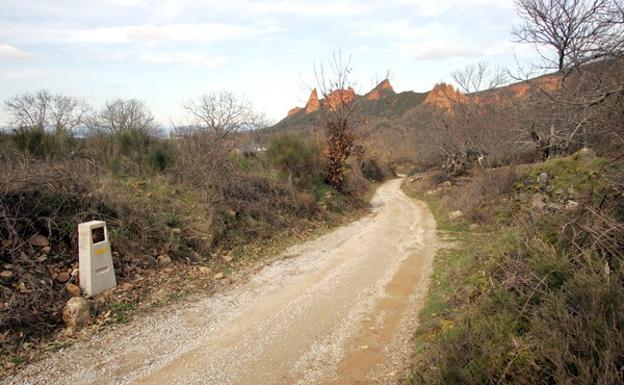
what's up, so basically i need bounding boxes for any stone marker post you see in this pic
[78,220,116,297]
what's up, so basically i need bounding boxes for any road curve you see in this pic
[6,178,437,385]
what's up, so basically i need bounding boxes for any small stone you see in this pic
[18,282,30,293]
[537,172,549,184]
[531,193,547,209]
[157,255,172,266]
[0,270,13,279]
[56,272,70,283]
[66,283,81,297]
[448,210,463,220]
[565,200,579,210]
[214,272,224,280]
[62,297,91,328]
[119,282,134,291]
[28,234,49,247]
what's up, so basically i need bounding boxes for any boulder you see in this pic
[56,272,70,283]
[66,283,82,297]
[531,193,547,209]
[448,210,463,220]
[565,200,579,210]
[28,234,49,247]
[62,297,91,328]
[537,172,549,184]
[157,254,172,266]
[0,270,13,280]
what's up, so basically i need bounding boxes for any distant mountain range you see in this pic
[270,75,559,163]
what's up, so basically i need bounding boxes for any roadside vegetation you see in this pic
[400,0,624,383]
[0,87,390,371]
[403,151,623,385]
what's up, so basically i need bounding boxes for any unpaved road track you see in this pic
[6,178,436,385]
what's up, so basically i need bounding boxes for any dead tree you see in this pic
[182,91,261,138]
[513,0,618,72]
[315,52,357,190]
[513,0,624,157]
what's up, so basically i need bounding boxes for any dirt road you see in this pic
[6,178,437,385]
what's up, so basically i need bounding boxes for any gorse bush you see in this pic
[147,142,174,173]
[12,128,46,157]
[266,133,323,187]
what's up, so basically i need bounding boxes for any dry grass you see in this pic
[404,153,624,385]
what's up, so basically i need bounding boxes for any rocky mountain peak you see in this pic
[305,89,320,113]
[366,79,395,100]
[424,83,466,109]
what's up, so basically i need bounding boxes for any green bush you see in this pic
[266,133,322,188]
[11,128,76,158]
[12,128,46,157]
[361,158,386,182]
[147,143,174,173]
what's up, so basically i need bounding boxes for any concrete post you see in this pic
[78,220,116,297]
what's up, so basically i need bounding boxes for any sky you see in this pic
[0,0,539,127]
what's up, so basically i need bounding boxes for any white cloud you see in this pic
[2,22,257,44]
[0,68,44,79]
[0,44,33,60]
[138,52,226,67]
[404,40,512,61]
[393,0,513,17]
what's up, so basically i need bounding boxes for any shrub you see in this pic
[209,171,319,245]
[266,133,322,187]
[12,128,46,157]
[360,158,386,182]
[147,142,174,173]
[408,155,624,385]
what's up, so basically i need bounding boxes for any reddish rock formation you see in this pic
[424,83,467,109]
[366,79,395,100]
[305,89,320,113]
[287,107,302,117]
[325,87,356,111]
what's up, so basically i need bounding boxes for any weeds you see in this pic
[404,152,624,385]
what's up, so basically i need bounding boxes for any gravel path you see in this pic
[4,178,437,385]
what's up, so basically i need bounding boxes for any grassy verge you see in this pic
[401,151,624,385]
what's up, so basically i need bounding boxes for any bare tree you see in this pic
[89,98,156,135]
[451,62,509,93]
[430,62,517,175]
[513,0,624,158]
[512,0,622,72]
[3,90,88,134]
[314,51,357,190]
[182,91,260,137]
